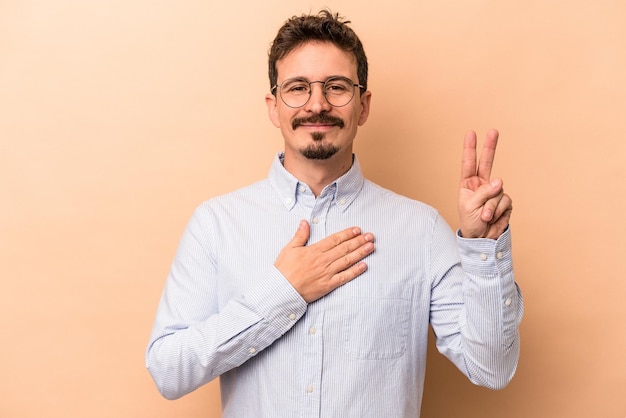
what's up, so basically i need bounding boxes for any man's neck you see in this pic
[282,151,353,197]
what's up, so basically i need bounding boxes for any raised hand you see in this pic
[458,129,513,239]
[274,220,375,303]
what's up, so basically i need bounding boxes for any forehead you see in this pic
[276,41,357,81]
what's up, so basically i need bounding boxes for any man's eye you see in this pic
[286,84,309,93]
[326,83,349,93]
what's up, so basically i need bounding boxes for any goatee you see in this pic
[293,113,343,160]
[300,132,339,160]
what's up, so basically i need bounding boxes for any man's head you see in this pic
[265,10,371,167]
[268,10,368,95]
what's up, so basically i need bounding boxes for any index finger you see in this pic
[476,129,499,181]
[316,226,363,252]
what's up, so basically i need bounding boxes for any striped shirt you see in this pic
[146,153,523,417]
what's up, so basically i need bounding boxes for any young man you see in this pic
[146,10,523,417]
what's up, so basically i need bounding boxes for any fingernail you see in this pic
[491,179,500,188]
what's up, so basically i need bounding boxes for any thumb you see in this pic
[288,220,310,247]
[479,180,504,221]
[473,178,503,204]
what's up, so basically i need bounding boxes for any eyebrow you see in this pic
[281,75,350,82]
[282,76,308,82]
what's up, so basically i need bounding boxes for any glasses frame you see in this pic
[271,76,364,108]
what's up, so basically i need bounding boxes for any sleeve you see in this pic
[429,214,523,389]
[144,205,308,400]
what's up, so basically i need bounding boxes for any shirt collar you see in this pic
[268,152,364,212]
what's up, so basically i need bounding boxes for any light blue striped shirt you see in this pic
[146,153,523,417]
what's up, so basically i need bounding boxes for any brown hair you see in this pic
[268,9,368,93]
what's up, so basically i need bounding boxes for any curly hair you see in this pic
[268,9,368,93]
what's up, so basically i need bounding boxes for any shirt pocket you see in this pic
[342,280,411,359]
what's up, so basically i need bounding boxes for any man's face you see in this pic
[266,41,371,163]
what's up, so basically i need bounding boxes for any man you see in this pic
[146,10,523,417]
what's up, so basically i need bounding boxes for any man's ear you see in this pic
[357,90,372,126]
[265,93,281,128]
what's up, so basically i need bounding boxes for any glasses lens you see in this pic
[324,77,356,107]
[279,79,311,108]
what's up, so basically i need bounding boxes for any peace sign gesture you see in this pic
[458,129,513,239]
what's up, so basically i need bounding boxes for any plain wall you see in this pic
[1,1,625,417]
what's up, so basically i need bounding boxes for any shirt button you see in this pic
[496,251,504,260]
[312,217,319,224]
[339,198,346,206]
[306,385,314,393]
[309,326,317,335]
[289,313,297,320]
[504,298,512,306]
[286,198,293,205]
[480,253,488,261]
[248,347,257,354]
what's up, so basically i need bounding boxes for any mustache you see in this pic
[292,114,345,130]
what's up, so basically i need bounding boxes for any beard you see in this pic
[292,113,344,160]
[300,132,339,160]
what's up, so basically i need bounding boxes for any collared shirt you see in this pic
[146,153,523,417]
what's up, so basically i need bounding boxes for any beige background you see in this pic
[1,0,625,417]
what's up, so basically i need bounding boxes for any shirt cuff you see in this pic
[456,227,513,276]
[243,265,308,336]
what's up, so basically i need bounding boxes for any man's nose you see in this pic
[304,82,332,113]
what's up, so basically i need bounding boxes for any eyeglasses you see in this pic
[271,76,364,108]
